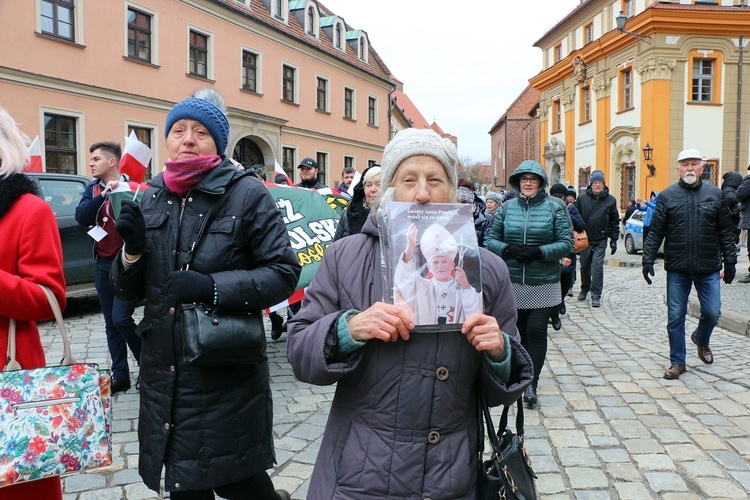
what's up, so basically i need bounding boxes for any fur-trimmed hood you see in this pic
[0,173,38,219]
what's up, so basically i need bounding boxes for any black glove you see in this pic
[724,263,736,284]
[115,200,146,255]
[642,263,654,285]
[610,241,617,255]
[163,270,215,306]
[520,246,544,261]
[502,244,525,261]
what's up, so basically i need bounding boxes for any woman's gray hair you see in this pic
[0,106,31,179]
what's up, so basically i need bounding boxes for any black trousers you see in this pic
[517,307,555,388]
[169,472,279,500]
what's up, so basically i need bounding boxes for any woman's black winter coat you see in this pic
[111,159,300,492]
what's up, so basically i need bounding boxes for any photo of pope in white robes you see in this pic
[394,222,483,325]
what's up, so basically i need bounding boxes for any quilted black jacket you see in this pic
[111,158,300,492]
[642,179,736,274]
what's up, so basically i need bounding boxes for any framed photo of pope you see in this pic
[379,201,483,326]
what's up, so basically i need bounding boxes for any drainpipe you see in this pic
[737,0,748,169]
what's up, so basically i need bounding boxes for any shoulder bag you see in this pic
[1,285,113,487]
[178,180,267,366]
[477,394,538,500]
[573,229,589,253]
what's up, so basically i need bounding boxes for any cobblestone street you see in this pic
[39,251,750,499]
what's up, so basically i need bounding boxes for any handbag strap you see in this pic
[3,284,75,371]
[182,180,239,271]
[478,391,526,456]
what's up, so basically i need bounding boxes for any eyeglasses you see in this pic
[678,161,702,169]
[519,176,540,184]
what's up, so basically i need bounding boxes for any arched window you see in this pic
[335,23,342,49]
[307,6,315,36]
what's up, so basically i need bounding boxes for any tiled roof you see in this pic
[209,0,395,85]
[392,90,430,129]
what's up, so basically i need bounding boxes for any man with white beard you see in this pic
[642,149,737,380]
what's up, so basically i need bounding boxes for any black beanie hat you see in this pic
[550,183,568,197]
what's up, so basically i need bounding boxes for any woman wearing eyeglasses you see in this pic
[486,160,572,408]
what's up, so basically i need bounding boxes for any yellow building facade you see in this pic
[530,0,750,208]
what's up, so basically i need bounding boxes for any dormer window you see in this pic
[358,35,368,62]
[272,0,288,22]
[335,22,343,50]
[305,3,319,38]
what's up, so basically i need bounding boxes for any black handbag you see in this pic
[177,180,267,366]
[179,303,267,365]
[477,394,538,500]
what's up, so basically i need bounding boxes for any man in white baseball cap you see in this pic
[642,148,737,380]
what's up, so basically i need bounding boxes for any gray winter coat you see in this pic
[111,159,300,492]
[287,217,533,499]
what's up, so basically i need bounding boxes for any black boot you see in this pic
[523,386,537,408]
[270,312,284,340]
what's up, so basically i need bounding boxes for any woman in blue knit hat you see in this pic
[110,89,300,499]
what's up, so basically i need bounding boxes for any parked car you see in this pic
[25,172,97,298]
[623,210,664,254]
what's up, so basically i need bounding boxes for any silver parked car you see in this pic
[623,210,663,254]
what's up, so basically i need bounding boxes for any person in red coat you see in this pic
[0,106,66,499]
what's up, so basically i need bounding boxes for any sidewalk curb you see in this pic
[606,258,750,336]
[688,296,750,336]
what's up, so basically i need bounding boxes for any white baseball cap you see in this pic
[677,149,703,162]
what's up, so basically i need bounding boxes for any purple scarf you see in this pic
[163,155,222,197]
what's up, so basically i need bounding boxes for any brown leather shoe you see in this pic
[663,364,686,380]
[691,333,714,364]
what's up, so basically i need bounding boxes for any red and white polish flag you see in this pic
[25,135,43,172]
[120,131,152,183]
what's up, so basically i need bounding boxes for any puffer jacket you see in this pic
[636,191,659,227]
[110,158,300,492]
[722,171,743,232]
[575,184,620,243]
[643,178,736,274]
[737,173,750,230]
[287,217,533,499]
[486,161,573,285]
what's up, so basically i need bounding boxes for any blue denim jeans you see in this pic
[579,240,607,299]
[95,257,141,382]
[666,271,721,365]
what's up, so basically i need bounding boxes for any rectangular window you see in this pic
[580,83,591,123]
[692,59,713,102]
[620,163,636,209]
[344,87,354,119]
[127,7,151,62]
[368,159,377,168]
[578,166,591,189]
[344,156,354,170]
[282,147,295,179]
[316,77,328,111]
[702,159,718,185]
[41,0,74,40]
[584,21,594,44]
[554,43,562,63]
[622,0,634,17]
[316,152,327,184]
[242,50,258,92]
[127,126,153,180]
[368,97,377,126]
[189,30,208,78]
[275,0,283,18]
[282,65,296,102]
[552,99,561,133]
[620,67,633,110]
[44,113,77,175]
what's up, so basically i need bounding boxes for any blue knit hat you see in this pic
[590,169,605,184]
[165,97,229,154]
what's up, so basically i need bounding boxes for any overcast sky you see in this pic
[321,0,583,163]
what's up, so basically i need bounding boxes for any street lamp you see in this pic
[643,143,655,176]
[615,11,651,44]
